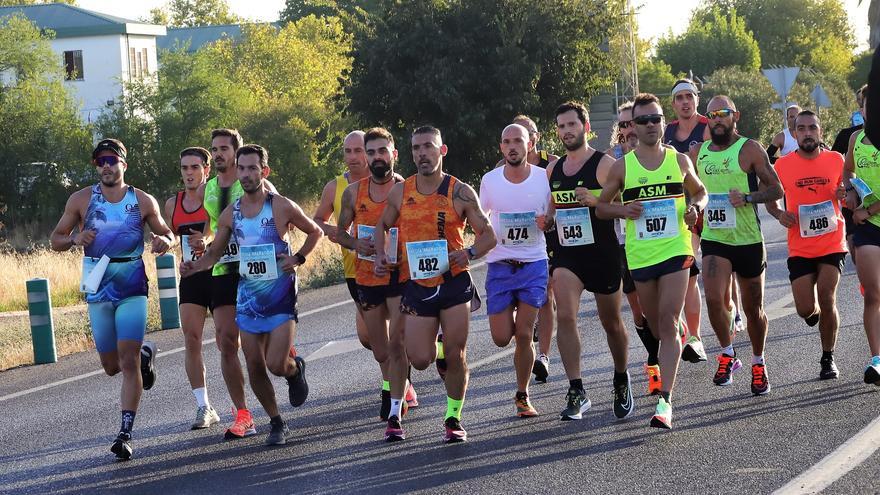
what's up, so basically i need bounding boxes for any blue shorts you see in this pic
[87,296,148,353]
[236,312,298,334]
[485,259,548,315]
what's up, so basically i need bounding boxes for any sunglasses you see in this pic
[618,120,633,129]
[633,114,663,126]
[95,156,122,167]
[707,108,736,119]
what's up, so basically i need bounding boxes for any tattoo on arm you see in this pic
[747,143,783,203]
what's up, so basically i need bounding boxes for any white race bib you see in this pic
[356,225,398,264]
[635,199,679,240]
[852,177,874,206]
[499,211,537,247]
[798,201,838,238]
[80,255,110,294]
[556,208,594,246]
[217,241,240,264]
[705,193,736,229]
[405,240,449,280]
[180,235,201,262]
[239,244,278,281]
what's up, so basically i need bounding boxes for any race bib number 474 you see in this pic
[499,212,537,247]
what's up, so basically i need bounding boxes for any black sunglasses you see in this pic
[95,156,122,167]
[633,114,663,126]
[618,120,633,129]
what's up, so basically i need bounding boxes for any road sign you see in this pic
[763,67,800,99]
[812,84,831,108]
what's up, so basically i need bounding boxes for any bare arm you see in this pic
[276,197,323,274]
[334,183,364,252]
[181,206,233,275]
[163,196,180,249]
[313,179,339,238]
[680,153,706,227]
[597,158,640,220]
[732,140,783,206]
[373,182,404,275]
[450,181,496,268]
[50,189,90,251]
[844,132,859,208]
[137,190,175,255]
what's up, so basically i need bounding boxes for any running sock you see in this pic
[722,345,735,357]
[120,410,136,435]
[436,339,445,360]
[635,322,660,366]
[752,355,765,365]
[445,396,464,420]
[822,350,834,360]
[569,378,584,391]
[659,391,671,403]
[192,387,209,408]
[613,371,629,385]
[515,391,528,399]
[871,355,880,367]
[382,380,391,392]
[269,415,284,426]
[390,398,403,419]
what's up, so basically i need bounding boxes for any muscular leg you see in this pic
[117,340,144,412]
[702,255,735,348]
[537,282,555,356]
[736,273,768,357]
[213,305,248,410]
[638,270,688,397]
[790,274,819,320]
[685,234,702,339]
[857,245,880,356]
[386,296,408,400]
[595,290,628,373]
[815,265,842,353]
[625,291,646,327]
[552,268,585,380]
[405,315,440,371]
[362,303,391,367]
[180,303,208,390]
[240,331,278,418]
[438,304,471,401]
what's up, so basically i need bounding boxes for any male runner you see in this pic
[480,124,553,417]
[693,96,783,394]
[769,111,848,380]
[333,127,416,440]
[835,86,866,259]
[844,88,880,384]
[374,126,496,443]
[546,101,632,420]
[163,147,220,428]
[597,93,708,429]
[50,138,173,459]
[181,144,321,445]
[768,104,803,163]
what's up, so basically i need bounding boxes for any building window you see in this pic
[136,50,143,77]
[128,48,150,78]
[129,47,136,76]
[142,48,149,74]
[63,50,83,81]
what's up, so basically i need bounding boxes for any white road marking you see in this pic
[304,339,365,362]
[470,347,515,368]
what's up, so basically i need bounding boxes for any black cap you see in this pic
[92,139,127,161]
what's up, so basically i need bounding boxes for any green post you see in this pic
[26,278,57,364]
[156,254,180,329]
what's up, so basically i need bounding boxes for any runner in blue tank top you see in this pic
[181,144,323,446]
[50,138,175,460]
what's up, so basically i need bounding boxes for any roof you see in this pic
[157,22,279,53]
[0,3,166,38]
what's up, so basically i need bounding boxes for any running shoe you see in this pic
[713,354,742,386]
[650,398,672,429]
[681,336,707,363]
[532,353,550,383]
[515,393,538,417]
[140,341,157,391]
[751,363,771,395]
[560,387,591,420]
[287,356,309,407]
[645,364,662,396]
[613,371,634,419]
[734,311,745,334]
[819,356,839,380]
[860,284,865,297]
[678,318,687,345]
[385,416,405,442]
[805,311,820,327]
[191,405,220,430]
[443,417,467,443]
[532,320,539,343]
[436,334,447,381]
[864,358,880,385]
[379,389,391,421]
[224,408,257,439]
[405,382,419,408]
[266,418,289,446]
[111,432,132,460]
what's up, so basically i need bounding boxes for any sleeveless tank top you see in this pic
[354,177,403,286]
[853,130,880,228]
[171,191,209,235]
[549,150,617,253]
[781,128,799,156]
[398,174,467,287]
[332,173,357,279]
[663,116,708,153]
[83,184,147,303]
[536,150,550,168]
[622,149,694,269]
[696,137,762,245]
[204,176,244,276]
[232,194,295,319]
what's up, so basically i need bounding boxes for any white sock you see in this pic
[722,345,735,357]
[752,355,764,365]
[390,398,403,419]
[192,387,209,408]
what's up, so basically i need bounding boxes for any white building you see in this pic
[0,3,166,123]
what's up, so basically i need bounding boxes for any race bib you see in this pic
[499,212,537,247]
[405,240,449,280]
[635,199,679,240]
[356,225,398,264]
[80,255,110,294]
[556,208,594,246]
[217,241,240,264]
[180,235,201,262]
[705,193,736,229]
[239,244,278,281]
[798,201,837,238]
[851,177,874,206]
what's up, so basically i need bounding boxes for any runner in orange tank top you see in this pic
[374,126,496,443]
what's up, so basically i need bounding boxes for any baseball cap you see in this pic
[92,139,127,161]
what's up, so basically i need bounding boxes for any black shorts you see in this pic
[701,240,767,279]
[787,253,847,282]
[550,245,621,295]
[356,281,404,311]
[345,278,359,302]
[630,255,695,283]
[210,272,240,309]
[619,245,635,294]
[180,270,213,308]
[690,263,700,278]
[400,271,481,317]
[853,221,880,248]
[843,207,855,237]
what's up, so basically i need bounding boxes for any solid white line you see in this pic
[772,413,880,494]
[470,347,515,368]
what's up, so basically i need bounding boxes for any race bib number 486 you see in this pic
[798,201,837,238]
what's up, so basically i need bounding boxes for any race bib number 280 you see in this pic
[239,244,278,281]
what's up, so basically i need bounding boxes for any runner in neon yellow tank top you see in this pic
[597,93,707,430]
[844,86,880,384]
[693,96,783,395]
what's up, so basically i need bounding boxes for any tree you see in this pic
[655,7,760,79]
[0,0,74,5]
[0,15,92,234]
[850,50,872,92]
[347,0,621,182]
[147,0,243,28]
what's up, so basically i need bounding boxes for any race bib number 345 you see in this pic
[705,193,736,229]
[405,240,449,280]
[635,199,679,240]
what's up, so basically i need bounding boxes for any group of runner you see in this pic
[50,78,880,460]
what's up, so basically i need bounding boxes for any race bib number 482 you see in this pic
[405,240,449,280]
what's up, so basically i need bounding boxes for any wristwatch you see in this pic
[466,246,477,260]
[744,194,753,204]
[293,252,307,265]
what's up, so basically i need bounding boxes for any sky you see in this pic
[78,0,871,51]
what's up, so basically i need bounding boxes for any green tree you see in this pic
[0,14,91,234]
[700,67,780,145]
[850,50,872,92]
[638,58,679,97]
[655,7,760,79]
[347,0,620,181]
[148,0,243,27]
[0,0,74,5]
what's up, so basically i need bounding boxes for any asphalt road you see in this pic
[1,210,878,495]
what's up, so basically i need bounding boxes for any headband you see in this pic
[672,82,699,96]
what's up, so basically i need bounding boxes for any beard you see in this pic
[563,132,586,151]
[369,159,392,179]
[799,139,819,153]
[710,124,734,145]
[506,154,525,166]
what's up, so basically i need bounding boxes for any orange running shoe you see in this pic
[224,408,257,439]
[645,364,662,396]
[514,393,538,417]
[405,382,419,407]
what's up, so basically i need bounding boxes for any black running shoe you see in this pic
[864,362,880,385]
[287,357,309,407]
[532,354,549,383]
[443,417,467,443]
[379,389,391,421]
[613,372,634,419]
[805,311,820,327]
[111,432,132,460]
[140,341,157,391]
[266,418,289,446]
[819,356,839,380]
